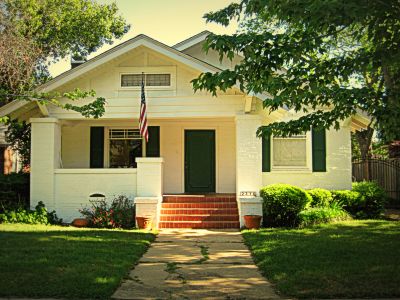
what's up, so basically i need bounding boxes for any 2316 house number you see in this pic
[240,191,256,197]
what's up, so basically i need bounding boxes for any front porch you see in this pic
[30,115,264,227]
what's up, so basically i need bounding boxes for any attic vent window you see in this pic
[121,74,171,87]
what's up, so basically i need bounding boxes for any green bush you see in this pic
[0,201,61,224]
[260,183,312,227]
[298,206,351,227]
[80,195,135,229]
[352,181,387,218]
[332,181,387,219]
[307,188,333,207]
[0,173,30,212]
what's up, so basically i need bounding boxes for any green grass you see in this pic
[243,220,400,299]
[0,224,155,299]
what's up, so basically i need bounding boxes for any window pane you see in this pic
[109,139,142,168]
[109,129,141,139]
[273,138,307,166]
[146,74,170,86]
[121,74,141,87]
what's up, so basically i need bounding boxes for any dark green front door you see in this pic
[184,130,216,193]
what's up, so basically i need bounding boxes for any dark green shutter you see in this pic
[312,128,326,172]
[262,134,271,172]
[146,126,160,157]
[90,127,104,168]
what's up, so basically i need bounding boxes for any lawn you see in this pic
[0,224,155,299]
[243,220,400,299]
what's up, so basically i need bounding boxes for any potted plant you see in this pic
[72,218,89,227]
[244,215,262,229]
[136,216,152,230]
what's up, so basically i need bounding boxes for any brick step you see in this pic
[159,221,240,229]
[162,202,237,209]
[163,196,236,203]
[160,208,239,215]
[160,215,239,222]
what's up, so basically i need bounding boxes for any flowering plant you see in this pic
[79,195,135,229]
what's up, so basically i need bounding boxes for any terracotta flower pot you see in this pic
[72,218,89,228]
[136,216,152,230]
[244,215,262,229]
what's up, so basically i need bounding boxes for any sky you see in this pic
[48,0,238,77]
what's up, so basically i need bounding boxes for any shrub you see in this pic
[298,205,351,227]
[352,181,387,218]
[332,181,387,219]
[80,195,135,229]
[307,188,333,207]
[0,201,61,224]
[0,173,29,212]
[260,184,312,227]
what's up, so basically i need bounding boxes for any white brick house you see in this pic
[0,32,369,228]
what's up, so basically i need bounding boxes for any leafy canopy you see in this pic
[0,0,129,118]
[192,0,400,141]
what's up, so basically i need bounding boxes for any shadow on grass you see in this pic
[0,226,155,299]
[242,220,400,299]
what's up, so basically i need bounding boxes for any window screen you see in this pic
[121,74,142,87]
[273,135,307,167]
[146,74,170,86]
[121,74,171,87]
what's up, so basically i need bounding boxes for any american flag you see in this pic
[139,73,148,142]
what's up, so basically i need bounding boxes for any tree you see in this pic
[192,0,400,142]
[0,0,130,167]
[0,0,130,116]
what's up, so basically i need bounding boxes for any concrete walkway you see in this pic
[112,229,280,300]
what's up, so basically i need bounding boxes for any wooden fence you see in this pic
[352,159,400,204]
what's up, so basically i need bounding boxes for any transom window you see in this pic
[109,129,144,168]
[121,73,171,87]
[273,134,307,167]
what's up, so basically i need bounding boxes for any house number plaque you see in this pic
[240,191,257,197]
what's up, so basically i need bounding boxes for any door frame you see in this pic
[184,129,216,193]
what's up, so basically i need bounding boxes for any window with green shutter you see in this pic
[312,128,326,172]
[90,127,104,168]
[262,134,271,172]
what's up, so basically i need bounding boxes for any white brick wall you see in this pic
[262,126,352,190]
[54,169,137,222]
[237,197,263,227]
[135,157,164,228]
[134,197,161,229]
[136,157,164,197]
[30,118,61,211]
[235,115,263,196]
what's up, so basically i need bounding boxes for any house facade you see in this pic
[0,32,369,228]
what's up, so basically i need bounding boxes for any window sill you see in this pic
[118,86,173,91]
[269,167,312,174]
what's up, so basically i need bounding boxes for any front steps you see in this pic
[159,194,239,229]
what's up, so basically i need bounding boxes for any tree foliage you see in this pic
[192,0,400,141]
[0,0,129,116]
[4,120,31,169]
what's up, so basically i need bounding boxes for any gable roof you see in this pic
[172,30,211,51]
[38,33,221,92]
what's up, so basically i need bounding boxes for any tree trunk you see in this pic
[355,126,374,160]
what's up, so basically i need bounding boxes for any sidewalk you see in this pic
[112,229,280,299]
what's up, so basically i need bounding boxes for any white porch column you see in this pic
[135,157,164,228]
[30,118,61,212]
[235,114,263,227]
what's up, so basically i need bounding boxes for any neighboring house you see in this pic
[0,31,369,227]
[0,125,21,174]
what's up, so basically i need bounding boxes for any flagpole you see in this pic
[141,72,146,157]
